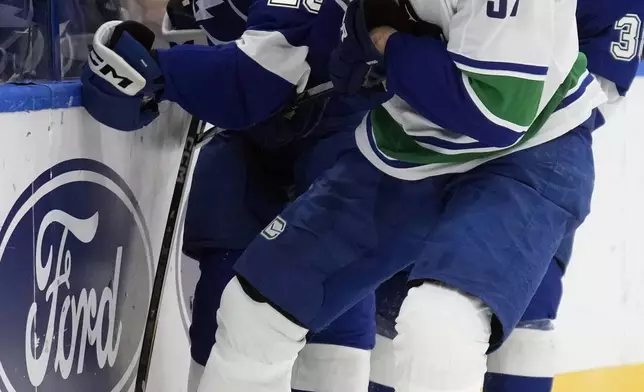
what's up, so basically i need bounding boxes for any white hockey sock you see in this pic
[487,321,559,378]
[187,359,205,392]
[197,277,308,392]
[291,343,371,392]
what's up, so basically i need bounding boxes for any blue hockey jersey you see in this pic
[194,0,249,43]
[576,0,643,126]
[156,0,345,130]
[166,0,249,43]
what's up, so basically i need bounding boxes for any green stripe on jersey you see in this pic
[372,53,588,165]
[465,72,544,127]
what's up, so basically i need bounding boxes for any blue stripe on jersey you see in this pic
[366,115,423,169]
[385,33,524,149]
[391,71,595,154]
[449,52,549,76]
[558,73,594,110]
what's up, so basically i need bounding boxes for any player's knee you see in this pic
[393,282,492,391]
[487,319,559,378]
[198,277,308,390]
[216,276,308,361]
[292,343,371,392]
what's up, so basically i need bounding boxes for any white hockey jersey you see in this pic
[356,0,607,180]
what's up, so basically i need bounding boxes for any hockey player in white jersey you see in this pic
[371,1,644,390]
[203,0,609,391]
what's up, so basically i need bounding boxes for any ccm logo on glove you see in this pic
[88,21,148,97]
[88,49,135,90]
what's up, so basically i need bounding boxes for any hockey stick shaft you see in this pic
[134,114,205,392]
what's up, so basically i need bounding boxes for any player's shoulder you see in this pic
[165,0,250,42]
[195,0,250,42]
[246,0,339,30]
[577,0,644,35]
[171,0,333,43]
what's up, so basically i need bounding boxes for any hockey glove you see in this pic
[329,0,385,96]
[81,21,165,131]
[330,0,444,97]
[166,0,199,30]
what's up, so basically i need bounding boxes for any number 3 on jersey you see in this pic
[486,0,519,19]
[612,14,643,61]
[268,0,322,13]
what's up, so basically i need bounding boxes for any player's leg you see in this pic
[198,148,440,391]
[293,293,376,392]
[289,128,379,392]
[183,131,291,391]
[394,116,596,392]
[484,237,570,392]
[190,125,381,392]
[183,131,292,259]
[368,248,567,392]
[187,249,243,392]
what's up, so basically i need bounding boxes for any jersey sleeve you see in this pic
[384,0,555,149]
[578,0,644,98]
[154,0,316,130]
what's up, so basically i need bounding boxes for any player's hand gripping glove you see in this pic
[330,0,443,98]
[81,21,165,132]
[329,0,387,96]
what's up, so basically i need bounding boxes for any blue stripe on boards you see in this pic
[0,81,81,113]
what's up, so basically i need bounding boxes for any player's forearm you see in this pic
[156,30,311,130]
[384,33,544,149]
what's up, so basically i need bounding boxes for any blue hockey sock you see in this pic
[484,373,553,392]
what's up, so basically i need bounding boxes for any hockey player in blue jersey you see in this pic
[160,1,381,390]
[80,0,419,390]
[372,2,644,386]
[80,0,353,132]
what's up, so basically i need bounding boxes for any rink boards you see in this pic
[0,74,643,391]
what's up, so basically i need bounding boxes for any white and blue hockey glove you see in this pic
[81,21,165,131]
